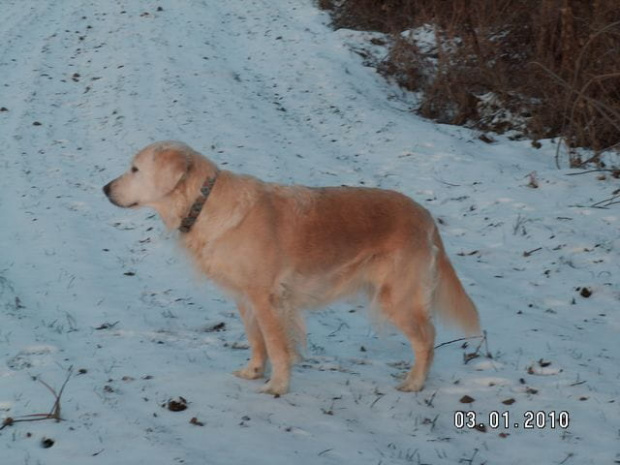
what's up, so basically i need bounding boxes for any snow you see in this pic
[1,1,619,464]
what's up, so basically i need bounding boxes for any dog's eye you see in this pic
[131,166,139,173]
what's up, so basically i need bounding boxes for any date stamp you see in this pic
[454,411,570,430]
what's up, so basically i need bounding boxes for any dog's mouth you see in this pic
[107,197,139,209]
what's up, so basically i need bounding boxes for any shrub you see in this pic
[320,0,620,161]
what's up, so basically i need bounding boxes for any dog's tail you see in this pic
[430,227,481,335]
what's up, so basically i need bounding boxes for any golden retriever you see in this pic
[103,141,480,395]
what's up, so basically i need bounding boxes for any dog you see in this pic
[103,141,480,395]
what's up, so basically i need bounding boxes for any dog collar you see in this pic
[179,170,219,233]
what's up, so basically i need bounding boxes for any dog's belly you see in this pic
[278,252,378,310]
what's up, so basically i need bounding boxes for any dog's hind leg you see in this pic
[233,300,267,380]
[378,282,436,392]
[394,310,436,392]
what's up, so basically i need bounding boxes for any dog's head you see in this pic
[103,141,190,209]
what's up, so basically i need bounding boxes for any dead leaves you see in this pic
[41,437,55,449]
[189,417,204,427]
[577,286,592,298]
[204,322,226,332]
[527,358,561,376]
[166,397,188,412]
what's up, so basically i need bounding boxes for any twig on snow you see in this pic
[565,169,618,176]
[0,367,73,431]
[434,334,484,350]
[590,194,620,209]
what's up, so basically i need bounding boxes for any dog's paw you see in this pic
[396,378,425,392]
[233,366,265,380]
[259,379,289,396]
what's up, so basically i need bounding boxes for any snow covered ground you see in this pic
[1,1,618,464]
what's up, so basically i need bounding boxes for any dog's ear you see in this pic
[154,148,188,197]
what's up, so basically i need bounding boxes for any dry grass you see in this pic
[320,0,620,164]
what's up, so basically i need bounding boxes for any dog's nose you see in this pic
[103,182,111,197]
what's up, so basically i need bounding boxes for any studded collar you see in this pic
[178,170,219,233]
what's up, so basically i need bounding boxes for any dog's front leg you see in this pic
[250,293,291,396]
[233,300,267,380]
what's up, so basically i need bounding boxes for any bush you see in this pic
[321,0,620,161]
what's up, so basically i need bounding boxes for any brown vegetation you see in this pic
[320,0,620,164]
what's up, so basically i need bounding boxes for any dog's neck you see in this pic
[178,170,220,233]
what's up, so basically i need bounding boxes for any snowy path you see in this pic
[1,1,619,464]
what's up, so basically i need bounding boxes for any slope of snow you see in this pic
[1,1,618,464]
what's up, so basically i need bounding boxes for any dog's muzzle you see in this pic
[103,181,136,208]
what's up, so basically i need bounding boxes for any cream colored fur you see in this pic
[104,141,481,395]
